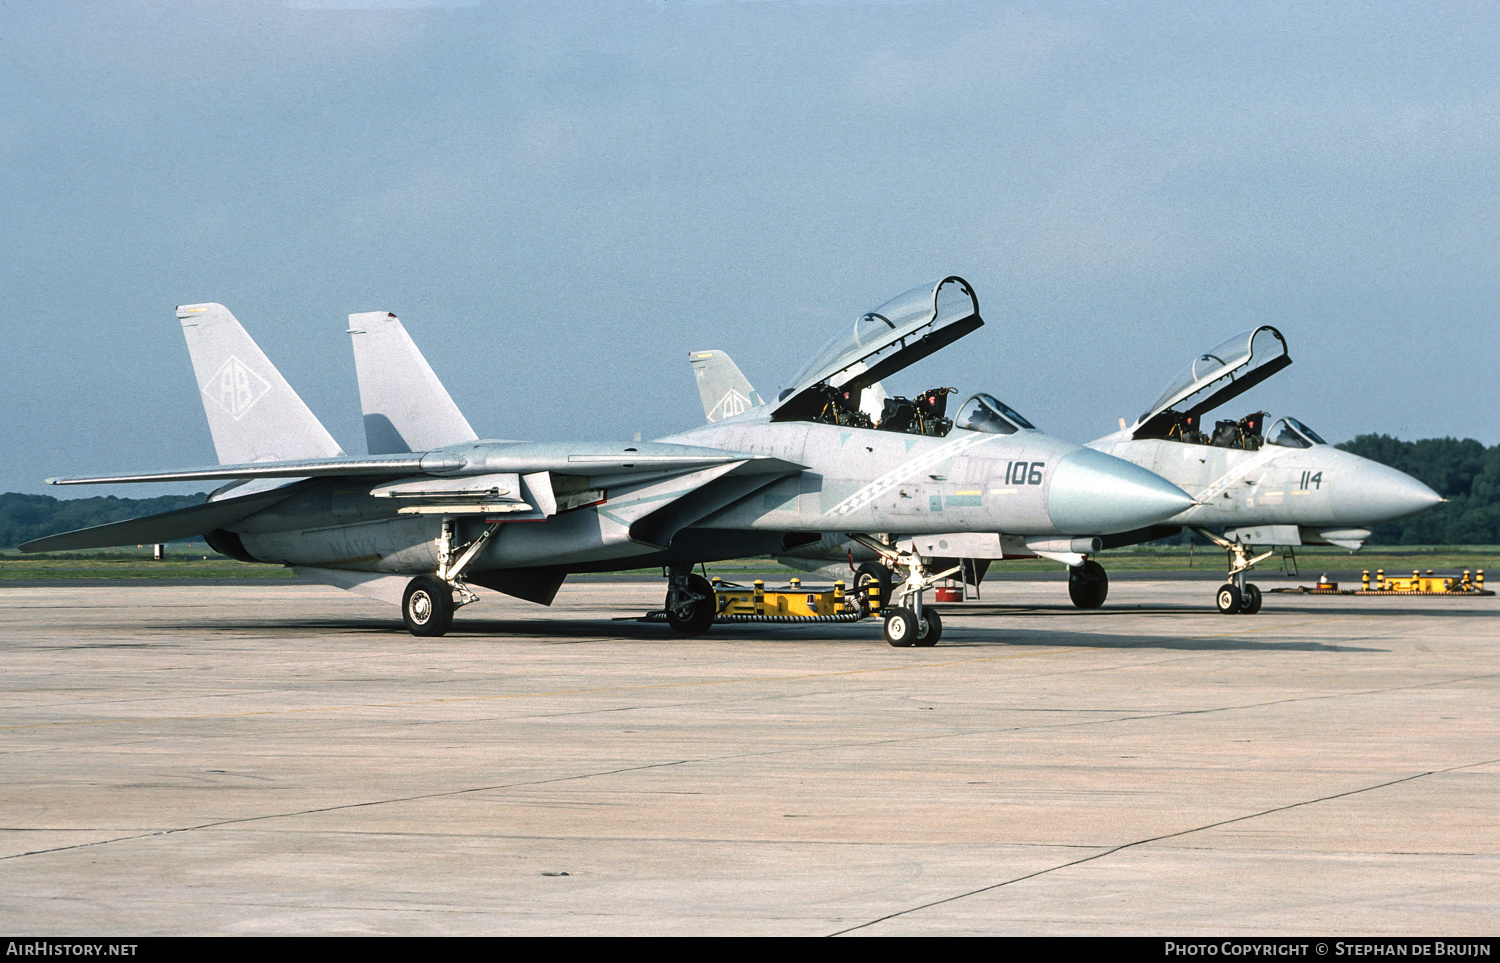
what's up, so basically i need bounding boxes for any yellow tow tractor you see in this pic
[710,576,873,623]
[632,575,879,627]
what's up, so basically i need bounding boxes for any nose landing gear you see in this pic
[847,535,959,647]
[881,605,942,647]
[1198,527,1272,614]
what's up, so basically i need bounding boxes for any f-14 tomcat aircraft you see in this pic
[689,348,1111,604]
[1079,325,1441,613]
[23,277,1193,645]
[701,324,1442,618]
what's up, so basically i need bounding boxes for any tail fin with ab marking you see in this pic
[177,303,343,464]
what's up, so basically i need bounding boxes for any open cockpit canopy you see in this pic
[953,393,1036,435]
[770,277,982,422]
[1132,326,1289,439]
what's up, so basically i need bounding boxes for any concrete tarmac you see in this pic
[0,578,1496,936]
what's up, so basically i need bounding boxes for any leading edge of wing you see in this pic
[45,443,807,486]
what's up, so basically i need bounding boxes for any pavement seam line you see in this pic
[11,670,1493,864]
[826,755,1500,936]
[0,758,694,862]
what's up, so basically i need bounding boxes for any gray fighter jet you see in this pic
[23,277,1193,644]
[1080,325,1441,613]
[687,349,1100,602]
[698,325,1441,617]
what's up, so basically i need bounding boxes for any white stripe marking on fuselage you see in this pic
[824,432,995,518]
[1193,446,1284,503]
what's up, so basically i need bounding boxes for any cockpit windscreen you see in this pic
[954,393,1035,435]
[1267,417,1327,449]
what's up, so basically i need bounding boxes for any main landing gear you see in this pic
[854,561,892,612]
[664,566,716,636]
[848,535,959,648]
[1195,527,1270,615]
[401,519,502,637]
[403,575,455,636]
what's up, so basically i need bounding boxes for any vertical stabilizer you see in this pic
[689,349,765,423]
[177,303,343,464]
[348,311,479,454]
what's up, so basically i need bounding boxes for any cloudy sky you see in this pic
[3,1,1497,496]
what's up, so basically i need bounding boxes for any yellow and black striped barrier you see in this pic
[1275,569,1493,597]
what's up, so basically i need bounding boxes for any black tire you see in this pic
[666,573,716,636]
[403,575,454,637]
[884,607,918,647]
[913,607,942,647]
[855,562,892,613]
[1216,583,1243,614]
[1068,559,1109,609]
[1241,583,1263,614]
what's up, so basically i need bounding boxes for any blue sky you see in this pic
[3,1,1497,495]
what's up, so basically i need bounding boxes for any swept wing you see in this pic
[43,441,795,487]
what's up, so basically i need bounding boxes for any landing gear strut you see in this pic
[1195,527,1272,615]
[401,518,502,637]
[848,535,957,648]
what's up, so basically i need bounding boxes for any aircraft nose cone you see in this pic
[1340,461,1443,524]
[1047,448,1195,534]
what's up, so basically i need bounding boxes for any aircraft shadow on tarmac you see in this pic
[220,610,1391,653]
[957,600,1497,620]
[934,630,1383,653]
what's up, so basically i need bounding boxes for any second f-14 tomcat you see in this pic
[23,277,1193,645]
[1079,325,1441,613]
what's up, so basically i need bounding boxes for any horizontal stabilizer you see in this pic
[293,566,412,606]
[295,564,568,608]
[19,485,300,553]
[349,311,478,454]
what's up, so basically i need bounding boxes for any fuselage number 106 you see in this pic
[1006,461,1046,486]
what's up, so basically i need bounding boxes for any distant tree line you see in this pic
[0,492,208,550]
[1336,435,1500,545]
[2,435,1496,549]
